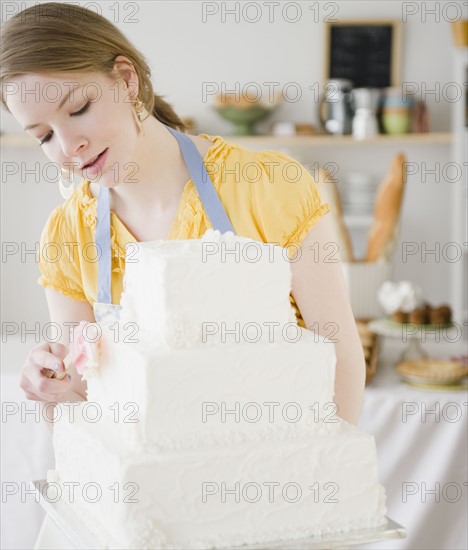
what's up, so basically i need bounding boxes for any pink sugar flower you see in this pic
[67,321,100,375]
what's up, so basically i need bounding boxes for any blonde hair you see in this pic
[0,2,186,132]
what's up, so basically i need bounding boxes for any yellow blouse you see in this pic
[37,133,330,328]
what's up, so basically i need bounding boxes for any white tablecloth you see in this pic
[2,337,467,549]
[356,338,468,550]
[1,370,54,550]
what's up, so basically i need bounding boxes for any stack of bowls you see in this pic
[381,87,415,134]
[341,173,376,216]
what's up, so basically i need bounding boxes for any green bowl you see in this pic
[382,113,411,134]
[215,105,274,136]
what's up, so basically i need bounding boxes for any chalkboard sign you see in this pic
[324,20,401,88]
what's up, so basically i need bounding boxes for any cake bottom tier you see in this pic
[51,413,387,549]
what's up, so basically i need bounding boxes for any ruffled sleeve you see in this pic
[37,205,88,302]
[250,149,330,251]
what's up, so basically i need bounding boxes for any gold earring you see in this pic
[133,98,146,135]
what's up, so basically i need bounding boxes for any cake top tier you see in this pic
[127,229,283,258]
[120,230,297,347]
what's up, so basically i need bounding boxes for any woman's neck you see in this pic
[108,118,189,211]
[87,117,192,218]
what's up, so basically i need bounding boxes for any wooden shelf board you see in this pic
[0,132,453,148]
[227,132,453,146]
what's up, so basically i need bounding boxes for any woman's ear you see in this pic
[111,54,139,99]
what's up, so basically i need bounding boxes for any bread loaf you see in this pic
[366,153,407,262]
[315,168,354,262]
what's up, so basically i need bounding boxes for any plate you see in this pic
[381,319,453,331]
[399,379,468,391]
[395,359,468,386]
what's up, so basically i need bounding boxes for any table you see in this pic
[0,351,54,550]
[355,337,468,550]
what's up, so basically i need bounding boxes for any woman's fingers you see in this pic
[28,369,70,401]
[20,342,72,402]
[29,346,64,373]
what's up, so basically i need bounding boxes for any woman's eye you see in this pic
[72,101,90,117]
[38,132,52,146]
[38,102,91,146]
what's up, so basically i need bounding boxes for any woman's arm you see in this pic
[290,214,366,424]
[43,288,96,401]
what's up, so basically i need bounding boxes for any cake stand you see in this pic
[368,319,458,362]
[32,480,406,550]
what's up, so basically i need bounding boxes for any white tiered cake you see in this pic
[49,230,387,549]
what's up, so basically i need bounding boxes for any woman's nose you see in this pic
[60,135,87,163]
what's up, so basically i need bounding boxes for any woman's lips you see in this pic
[82,148,109,176]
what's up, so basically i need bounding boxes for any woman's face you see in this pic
[5,68,140,188]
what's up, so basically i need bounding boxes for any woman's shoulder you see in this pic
[200,132,313,189]
[37,182,91,302]
[200,131,299,161]
[200,134,329,248]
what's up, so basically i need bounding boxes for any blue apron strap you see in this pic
[165,125,236,235]
[95,185,112,304]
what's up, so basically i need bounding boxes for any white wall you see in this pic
[1,0,465,329]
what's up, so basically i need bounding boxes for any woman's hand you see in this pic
[20,341,72,402]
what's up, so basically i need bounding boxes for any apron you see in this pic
[93,124,236,324]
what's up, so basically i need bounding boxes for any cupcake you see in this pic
[423,302,432,319]
[408,307,428,324]
[392,309,408,324]
[429,305,452,325]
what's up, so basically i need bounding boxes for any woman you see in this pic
[1,3,365,425]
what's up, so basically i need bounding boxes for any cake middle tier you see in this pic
[83,327,337,449]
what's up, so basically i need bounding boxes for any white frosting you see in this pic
[52,413,387,549]
[120,230,297,345]
[52,230,387,548]
[84,326,337,449]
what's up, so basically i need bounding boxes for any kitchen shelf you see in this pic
[0,132,454,148]
[0,133,38,147]
[225,132,453,147]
